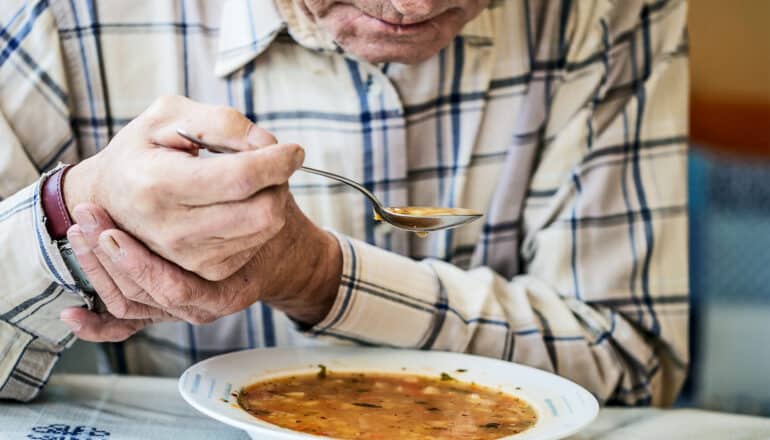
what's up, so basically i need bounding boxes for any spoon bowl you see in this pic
[378,206,482,232]
[176,129,483,233]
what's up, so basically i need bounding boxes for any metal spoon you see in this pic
[176,128,483,233]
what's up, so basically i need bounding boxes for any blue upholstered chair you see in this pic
[683,148,770,416]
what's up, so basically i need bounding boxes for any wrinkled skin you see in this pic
[60,0,490,341]
[299,0,490,64]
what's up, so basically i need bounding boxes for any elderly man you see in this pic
[0,0,689,405]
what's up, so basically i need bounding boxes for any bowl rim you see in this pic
[178,346,600,440]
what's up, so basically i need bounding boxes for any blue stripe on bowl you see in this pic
[207,378,216,399]
[562,395,573,414]
[544,398,559,417]
[191,373,201,394]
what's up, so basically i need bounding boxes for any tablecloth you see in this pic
[1,375,768,439]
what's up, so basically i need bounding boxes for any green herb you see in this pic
[456,369,467,373]
[317,364,327,379]
[440,372,455,381]
[450,387,471,394]
[352,402,382,408]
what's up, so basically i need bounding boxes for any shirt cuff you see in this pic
[34,166,79,291]
[306,233,444,348]
[0,174,86,345]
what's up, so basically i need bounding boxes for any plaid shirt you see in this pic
[0,0,689,405]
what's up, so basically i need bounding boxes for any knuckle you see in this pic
[153,95,184,112]
[185,257,205,274]
[259,193,287,232]
[160,232,187,253]
[228,170,258,199]
[188,312,216,325]
[219,106,244,123]
[143,95,183,124]
[121,287,143,302]
[106,300,128,319]
[172,283,195,305]
[199,265,231,282]
[251,125,278,145]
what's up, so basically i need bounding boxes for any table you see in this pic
[2,375,768,439]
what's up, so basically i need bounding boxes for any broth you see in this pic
[386,206,482,216]
[238,369,536,440]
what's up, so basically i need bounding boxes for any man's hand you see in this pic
[63,96,305,281]
[61,202,342,341]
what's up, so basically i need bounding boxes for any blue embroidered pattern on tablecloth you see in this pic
[27,424,110,439]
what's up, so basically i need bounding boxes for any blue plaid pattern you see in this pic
[0,0,689,405]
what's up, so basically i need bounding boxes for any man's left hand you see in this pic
[60,201,342,341]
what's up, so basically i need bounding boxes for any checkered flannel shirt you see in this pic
[0,0,689,405]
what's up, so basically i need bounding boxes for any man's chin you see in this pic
[338,40,448,65]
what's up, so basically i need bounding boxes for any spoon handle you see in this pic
[299,166,382,210]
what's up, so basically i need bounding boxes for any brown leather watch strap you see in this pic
[42,164,75,240]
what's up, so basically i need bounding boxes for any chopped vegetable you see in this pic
[238,371,536,439]
[352,402,382,408]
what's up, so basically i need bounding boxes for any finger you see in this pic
[97,228,209,311]
[60,307,153,343]
[72,204,167,311]
[95,247,171,311]
[166,142,304,205]
[68,225,165,320]
[144,96,277,152]
[186,183,290,243]
[75,205,211,320]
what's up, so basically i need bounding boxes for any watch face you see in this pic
[59,240,108,313]
[59,239,96,294]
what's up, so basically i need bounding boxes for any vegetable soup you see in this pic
[237,367,536,439]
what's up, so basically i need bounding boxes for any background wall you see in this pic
[689,0,770,155]
[684,0,770,417]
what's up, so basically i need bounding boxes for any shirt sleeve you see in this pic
[0,1,85,401]
[309,1,689,406]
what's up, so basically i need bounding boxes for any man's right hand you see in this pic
[63,96,305,281]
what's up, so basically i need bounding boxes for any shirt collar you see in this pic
[215,0,495,78]
[214,0,286,77]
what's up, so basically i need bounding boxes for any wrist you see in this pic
[62,156,99,219]
[273,216,342,326]
[288,229,342,325]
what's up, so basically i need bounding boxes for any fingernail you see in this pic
[246,123,259,143]
[73,206,97,232]
[68,229,89,256]
[61,318,82,332]
[99,232,124,262]
[293,147,305,168]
